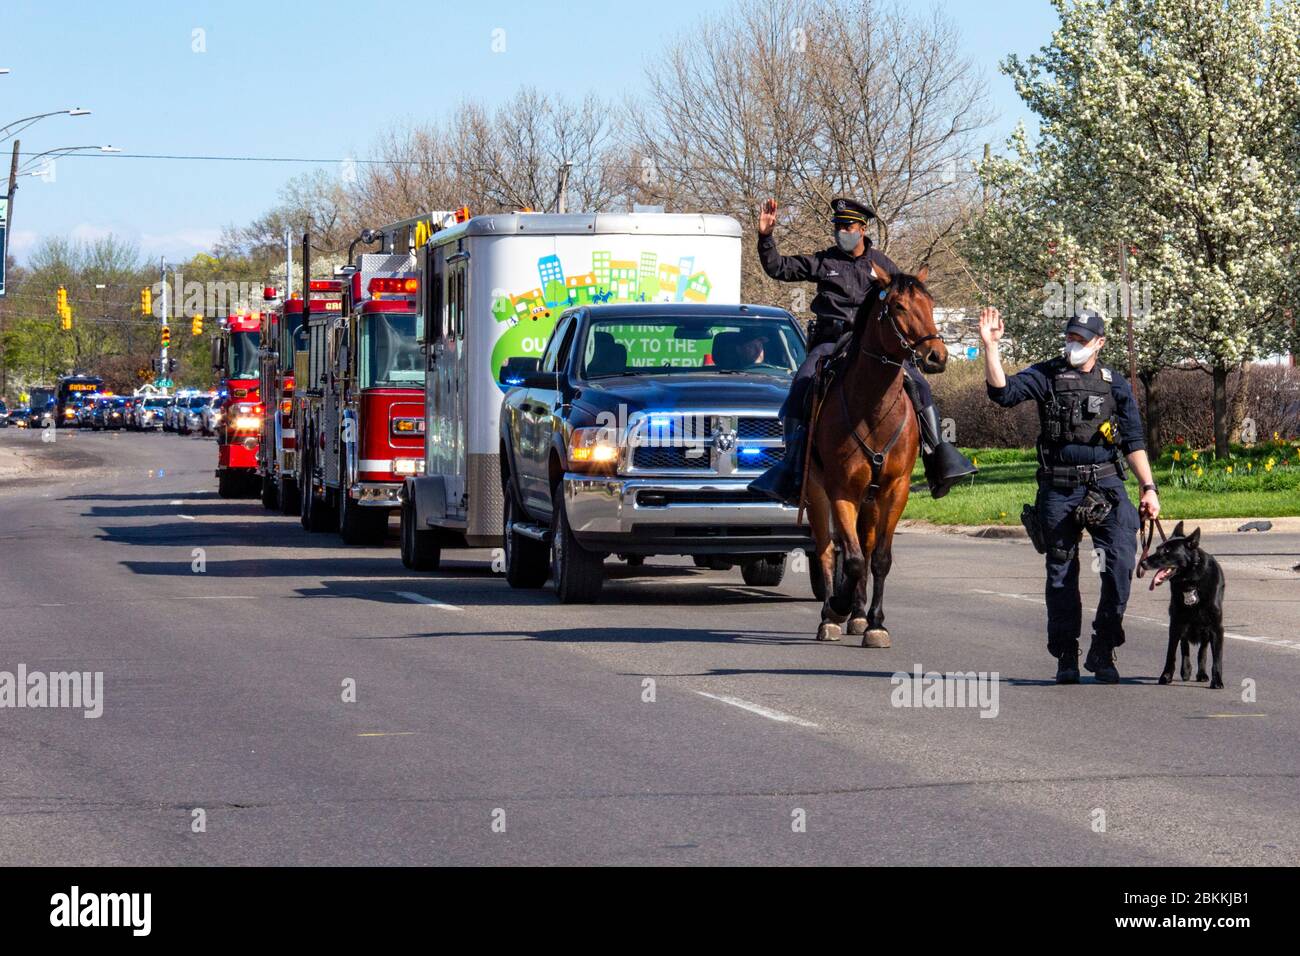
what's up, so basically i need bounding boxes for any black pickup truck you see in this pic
[498,302,813,602]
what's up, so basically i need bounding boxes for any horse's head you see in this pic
[864,262,947,373]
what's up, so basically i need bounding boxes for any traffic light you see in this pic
[60,305,72,331]
[160,325,171,348]
[57,286,68,313]
[191,314,203,336]
[168,357,178,373]
[141,287,152,316]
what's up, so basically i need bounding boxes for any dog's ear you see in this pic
[1187,527,1200,549]
[1172,520,1185,538]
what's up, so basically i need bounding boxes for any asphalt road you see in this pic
[1,427,1297,865]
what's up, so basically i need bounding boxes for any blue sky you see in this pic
[1,0,1058,265]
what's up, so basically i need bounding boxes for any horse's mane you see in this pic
[849,270,932,353]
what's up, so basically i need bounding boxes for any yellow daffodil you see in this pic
[1226,465,1233,474]
[1173,450,1181,462]
[1191,452,1199,462]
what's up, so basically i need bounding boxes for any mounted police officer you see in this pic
[748,196,977,504]
[979,306,1161,684]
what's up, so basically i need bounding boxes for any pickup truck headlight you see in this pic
[569,426,620,469]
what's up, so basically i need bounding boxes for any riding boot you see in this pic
[917,403,977,499]
[1055,640,1080,685]
[748,420,806,506]
[1084,633,1120,684]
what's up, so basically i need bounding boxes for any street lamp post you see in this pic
[0,108,91,143]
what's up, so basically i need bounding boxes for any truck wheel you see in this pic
[503,487,548,588]
[260,473,278,510]
[217,471,239,499]
[278,475,300,516]
[741,554,786,587]
[339,491,388,545]
[400,496,440,571]
[300,452,332,533]
[550,485,603,603]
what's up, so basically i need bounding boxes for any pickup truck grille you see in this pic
[631,445,712,470]
[624,412,783,477]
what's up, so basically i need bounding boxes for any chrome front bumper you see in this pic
[563,474,811,554]
[349,481,403,507]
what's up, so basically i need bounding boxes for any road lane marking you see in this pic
[395,591,462,611]
[694,691,820,728]
[970,588,1300,652]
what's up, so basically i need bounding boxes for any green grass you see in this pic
[902,439,1300,525]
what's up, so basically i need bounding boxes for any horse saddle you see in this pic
[805,332,856,418]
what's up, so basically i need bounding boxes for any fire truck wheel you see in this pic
[278,475,300,516]
[300,452,333,533]
[503,487,548,588]
[400,496,440,571]
[339,491,388,546]
[260,473,279,510]
[217,472,236,498]
[550,484,603,604]
[740,554,786,587]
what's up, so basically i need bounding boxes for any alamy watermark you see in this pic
[890,665,1000,718]
[0,664,103,718]
[1042,276,1153,319]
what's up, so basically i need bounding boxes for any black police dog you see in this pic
[1139,522,1225,689]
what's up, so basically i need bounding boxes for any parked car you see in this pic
[497,303,812,602]
[132,396,170,430]
[90,396,129,430]
[200,397,224,436]
[162,396,183,432]
[177,395,212,435]
[9,405,30,428]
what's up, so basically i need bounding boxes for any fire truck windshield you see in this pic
[358,313,424,389]
[229,331,260,379]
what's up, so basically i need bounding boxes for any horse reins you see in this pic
[860,288,944,369]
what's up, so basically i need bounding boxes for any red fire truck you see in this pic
[257,282,342,514]
[297,251,426,544]
[211,310,265,497]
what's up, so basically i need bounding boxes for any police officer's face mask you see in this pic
[1064,337,1098,368]
[835,229,860,253]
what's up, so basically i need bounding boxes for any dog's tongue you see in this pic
[1149,567,1172,590]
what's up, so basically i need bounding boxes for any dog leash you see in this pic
[1136,515,1168,579]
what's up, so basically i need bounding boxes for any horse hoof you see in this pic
[816,622,843,642]
[861,628,891,649]
[847,617,868,636]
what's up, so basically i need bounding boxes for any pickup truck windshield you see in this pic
[359,313,424,389]
[582,315,805,378]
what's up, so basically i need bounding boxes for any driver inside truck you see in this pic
[712,330,767,370]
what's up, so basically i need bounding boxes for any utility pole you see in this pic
[555,161,573,215]
[1119,242,1137,387]
[0,140,18,396]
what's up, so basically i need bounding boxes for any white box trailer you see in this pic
[400,212,742,561]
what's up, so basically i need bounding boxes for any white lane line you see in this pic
[970,588,1300,652]
[695,691,820,728]
[394,591,462,611]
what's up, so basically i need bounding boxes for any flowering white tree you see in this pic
[968,0,1300,456]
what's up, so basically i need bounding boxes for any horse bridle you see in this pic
[861,287,943,367]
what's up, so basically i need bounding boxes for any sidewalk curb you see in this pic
[899,516,1300,538]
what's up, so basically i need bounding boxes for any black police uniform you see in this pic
[988,352,1145,675]
[749,197,975,502]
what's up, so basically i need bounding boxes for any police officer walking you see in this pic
[748,196,977,504]
[979,306,1161,683]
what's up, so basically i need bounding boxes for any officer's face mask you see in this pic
[1064,338,1099,368]
[835,229,860,253]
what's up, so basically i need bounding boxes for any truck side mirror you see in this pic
[499,356,540,387]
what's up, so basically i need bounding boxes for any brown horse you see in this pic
[804,262,947,646]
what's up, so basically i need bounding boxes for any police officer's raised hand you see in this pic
[978,307,1003,347]
[758,199,777,236]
